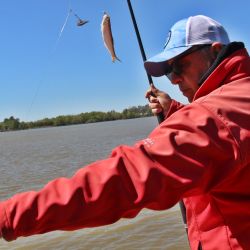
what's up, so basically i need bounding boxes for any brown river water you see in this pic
[0,117,189,249]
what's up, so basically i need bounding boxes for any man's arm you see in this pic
[0,102,239,242]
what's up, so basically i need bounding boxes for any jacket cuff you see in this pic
[0,201,11,241]
[164,99,185,119]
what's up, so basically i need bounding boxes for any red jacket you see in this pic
[0,47,250,250]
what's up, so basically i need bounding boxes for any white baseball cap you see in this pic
[144,15,230,77]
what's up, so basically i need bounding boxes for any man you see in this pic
[0,15,250,250]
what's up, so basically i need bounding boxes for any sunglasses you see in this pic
[166,45,210,81]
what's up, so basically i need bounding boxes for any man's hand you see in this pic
[145,83,172,115]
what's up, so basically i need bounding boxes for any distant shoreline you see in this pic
[0,105,153,132]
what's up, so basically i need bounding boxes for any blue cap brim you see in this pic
[144,46,191,77]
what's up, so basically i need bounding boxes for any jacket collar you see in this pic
[193,42,250,101]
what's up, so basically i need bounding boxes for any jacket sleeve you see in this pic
[0,103,240,241]
[164,99,185,119]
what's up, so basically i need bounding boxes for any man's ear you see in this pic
[211,42,224,58]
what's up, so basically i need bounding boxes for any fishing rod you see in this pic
[126,0,188,236]
[126,0,164,124]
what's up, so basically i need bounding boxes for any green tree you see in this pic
[1,116,20,131]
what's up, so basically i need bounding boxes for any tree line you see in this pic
[0,105,153,132]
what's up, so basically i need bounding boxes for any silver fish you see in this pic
[101,12,121,62]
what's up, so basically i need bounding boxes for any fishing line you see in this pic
[57,8,71,45]
[25,1,72,121]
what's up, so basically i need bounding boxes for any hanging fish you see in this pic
[101,12,121,62]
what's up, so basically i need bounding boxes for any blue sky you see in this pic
[1,0,249,122]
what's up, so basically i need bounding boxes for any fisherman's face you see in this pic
[167,45,216,102]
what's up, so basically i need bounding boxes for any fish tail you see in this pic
[112,56,121,63]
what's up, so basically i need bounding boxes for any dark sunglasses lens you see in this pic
[166,63,181,81]
[166,72,172,81]
[165,65,172,80]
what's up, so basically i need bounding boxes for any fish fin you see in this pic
[112,56,121,63]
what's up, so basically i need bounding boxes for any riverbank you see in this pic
[0,105,152,132]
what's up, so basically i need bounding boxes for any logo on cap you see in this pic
[164,30,172,48]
